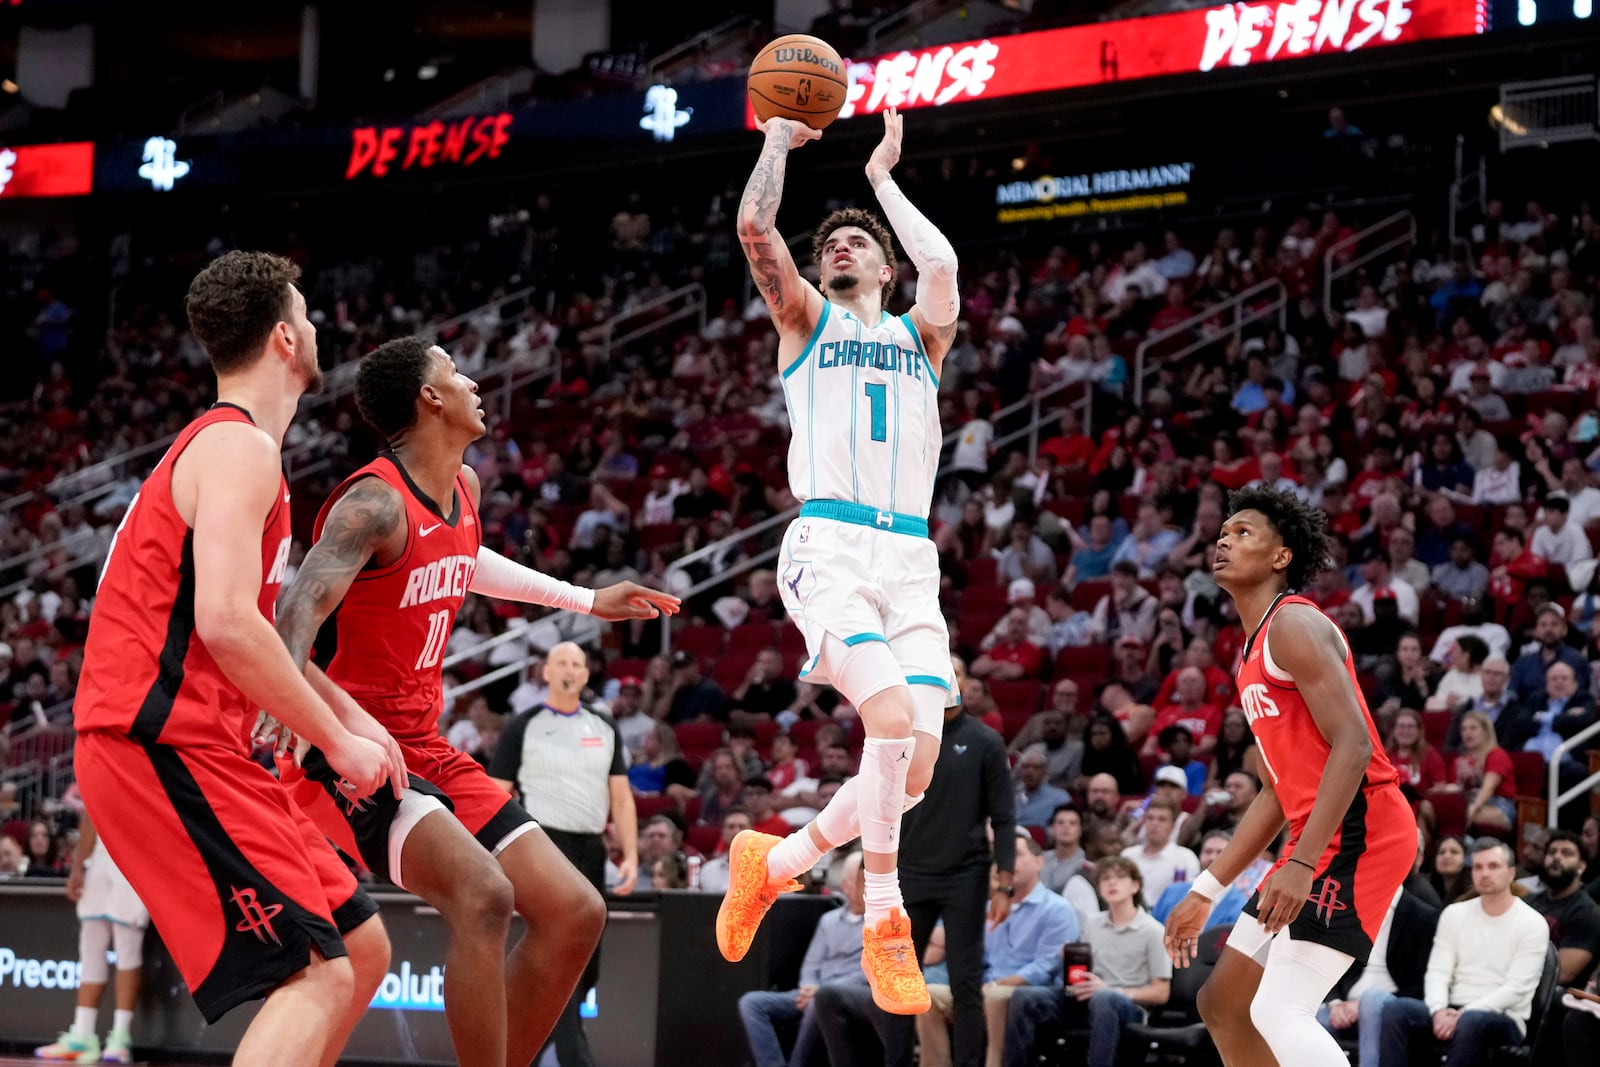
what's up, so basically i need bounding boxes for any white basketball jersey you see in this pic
[780,302,941,516]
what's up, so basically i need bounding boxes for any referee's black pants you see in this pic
[879,864,991,1067]
[539,826,608,1067]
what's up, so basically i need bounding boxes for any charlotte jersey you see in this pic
[780,302,942,516]
[75,404,293,752]
[1236,593,1400,828]
[316,455,481,745]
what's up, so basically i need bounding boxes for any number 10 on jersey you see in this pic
[415,609,451,669]
[864,383,888,443]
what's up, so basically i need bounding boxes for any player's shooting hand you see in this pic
[866,107,903,184]
[1256,860,1314,934]
[591,582,682,621]
[1162,893,1209,967]
[757,117,822,150]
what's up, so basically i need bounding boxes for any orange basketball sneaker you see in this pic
[716,829,802,962]
[862,907,930,1015]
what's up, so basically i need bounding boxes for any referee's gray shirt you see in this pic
[490,703,627,835]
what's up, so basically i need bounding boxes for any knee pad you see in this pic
[110,922,144,970]
[1249,935,1355,1047]
[79,920,111,984]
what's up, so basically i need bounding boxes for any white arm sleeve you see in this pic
[874,178,959,327]
[469,546,595,614]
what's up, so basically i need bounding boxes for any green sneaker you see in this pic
[100,1030,132,1064]
[34,1032,100,1063]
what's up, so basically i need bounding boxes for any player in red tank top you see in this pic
[1163,486,1418,1067]
[72,253,407,1065]
[263,336,678,1067]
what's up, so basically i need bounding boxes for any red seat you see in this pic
[1001,708,1034,742]
[989,680,1042,717]
[1510,751,1547,798]
[688,824,722,854]
[1057,643,1112,678]
[728,623,781,657]
[712,657,750,693]
[750,721,780,750]
[1427,788,1466,838]
[1071,579,1112,612]
[639,524,682,552]
[964,584,1011,615]
[789,720,825,751]
[1181,795,1202,814]
[1025,825,1048,846]
[608,658,651,681]
[1421,710,1451,751]
[675,722,725,762]
[632,794,678,823]
[968,556,999,588]
[681,795,703,825]
[674,625,725,660]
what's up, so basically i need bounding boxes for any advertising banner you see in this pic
[0,141,94,199]
[747,0,1487,126]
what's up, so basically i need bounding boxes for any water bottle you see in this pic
[687,853,703,890]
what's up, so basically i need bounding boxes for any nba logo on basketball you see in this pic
[1239,683,1281,726]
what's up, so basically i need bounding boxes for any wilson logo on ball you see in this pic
[772,47,842,75]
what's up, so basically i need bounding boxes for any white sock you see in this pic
[72,1007,97,1038]
[766,825,828,882]
[112,1009,133,1035]
[862,869,904,922]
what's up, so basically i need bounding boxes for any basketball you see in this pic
[747,34,849,130]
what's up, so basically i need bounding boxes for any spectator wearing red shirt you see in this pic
[1039,406,1095,468]
[765,732,807,793]
[1385,708,1447,833]
[1488,526,1548,603]
[971,607,1047,681]
[740,778,794,839]
[1142,666,1222,758]
[1449,710,1517,835]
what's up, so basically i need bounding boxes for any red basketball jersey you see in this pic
[315,455,480,744]
[76,404,293,751]
[1235,594,1399,830]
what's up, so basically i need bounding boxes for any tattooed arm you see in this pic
[736,119,825,350]
[275,478,406,670]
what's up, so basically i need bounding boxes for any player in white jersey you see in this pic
[715,108,965,1016]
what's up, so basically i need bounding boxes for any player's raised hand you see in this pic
[757,117,822,150]
[1162,893,1209,967]
[591,582,682,621]
[866,106,903,183]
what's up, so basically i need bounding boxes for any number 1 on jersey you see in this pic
[864,383,887,443]
[415,609,451,670]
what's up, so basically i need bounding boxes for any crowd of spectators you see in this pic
[3,106,1600,1061]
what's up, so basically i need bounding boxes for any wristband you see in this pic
[1189,869,1225,902]
[1287,857,1317,872]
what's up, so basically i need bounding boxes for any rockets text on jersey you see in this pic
[315,454,481,743]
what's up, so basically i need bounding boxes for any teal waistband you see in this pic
[799,500,929,538]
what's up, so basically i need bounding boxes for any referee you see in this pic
[491,641,638,1067]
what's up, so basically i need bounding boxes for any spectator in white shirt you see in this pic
[1386,527,1433,594]
[639,464,684,526]
[1470,440,1522,506]
[981,579,1053,652]
[1447,339,1507,396]
[1532,495,1594,570]
[1120,798,1199,907]
[1377,839,1550,1067]
[1247,452,1299,495]
[1344,285,1390,339]
[951,409,996,489]
[1350,544,1420,625]
[1465,371,1511,422]
[1542,457,1600,527]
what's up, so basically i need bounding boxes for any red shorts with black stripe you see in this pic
[1244,780,1418,961]
[75,731,377,1024]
